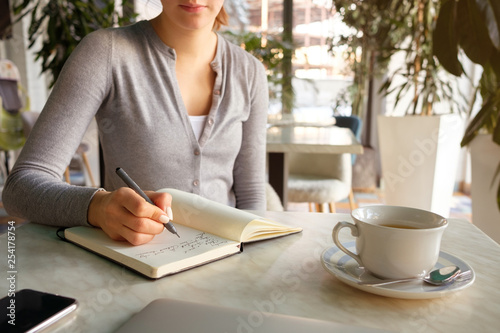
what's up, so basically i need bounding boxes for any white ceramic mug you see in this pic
[332,205,448,279]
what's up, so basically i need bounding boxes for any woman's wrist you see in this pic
[87,189,109,228]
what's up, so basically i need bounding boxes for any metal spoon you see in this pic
[359,265,471,286]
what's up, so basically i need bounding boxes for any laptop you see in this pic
[115,298,391,333]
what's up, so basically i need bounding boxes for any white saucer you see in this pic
[321,242,475,299]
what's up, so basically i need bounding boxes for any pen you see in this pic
[115,167,180,238]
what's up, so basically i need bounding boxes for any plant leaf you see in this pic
[456,0,494,66]
[480,0,500,51]
[493,104,500,145]
[433,0,462,76]
[490,49,500,80]
[461,95,497,146]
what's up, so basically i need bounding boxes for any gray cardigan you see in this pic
[3,21,268,227]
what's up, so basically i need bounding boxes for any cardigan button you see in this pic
[194,149,200,156]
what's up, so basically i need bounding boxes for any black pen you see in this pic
[115,167,180,238]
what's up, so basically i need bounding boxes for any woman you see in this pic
[2,1,268,245]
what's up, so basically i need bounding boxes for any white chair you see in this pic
[287,152,354,212]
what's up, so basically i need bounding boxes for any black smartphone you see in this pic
[0,289,78,333]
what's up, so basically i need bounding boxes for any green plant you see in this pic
[434,0,500,146]
[330,0,410,119]
[380,0,467,116]
[331,0,466,118]
[434,0,500,209]
[12,0,136,87]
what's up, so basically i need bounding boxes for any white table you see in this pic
[267,125,364,205]
[1,212,499,332]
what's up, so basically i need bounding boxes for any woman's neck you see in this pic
[150,15,217,62]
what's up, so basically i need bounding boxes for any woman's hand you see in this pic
[87,188,173,245]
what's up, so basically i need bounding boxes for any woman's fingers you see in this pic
[114,226,156,246]
[146,191,173,216]
[88,188,173,245]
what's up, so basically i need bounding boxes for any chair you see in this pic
[287,152,353,212]
[335,115,363,207]
[286,115,362,213]
[334,115,362,164]
[334,116,362,140]
[20,111,96,187]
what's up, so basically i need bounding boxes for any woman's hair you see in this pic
[213,6,229,31]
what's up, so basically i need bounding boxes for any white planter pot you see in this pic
[378,114,464,217]
[470,134,500,244]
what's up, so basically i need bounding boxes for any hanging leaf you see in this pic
[493,103,500,145]
[456,0,494,66]
[433,0,462,76]
[461,97,497,146]
[478,0,500,50]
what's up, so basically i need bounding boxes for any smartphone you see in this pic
[0,289,78,333]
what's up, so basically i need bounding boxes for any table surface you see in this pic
[266,125,364,154]
[1,212,499,333]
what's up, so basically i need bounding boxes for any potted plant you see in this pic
[330,1,417,191]
[377,0,468,218]
[333,0,467,217]
[330,1,411,120]
[433,0,500,242]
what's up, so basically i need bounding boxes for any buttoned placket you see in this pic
[191,56,223,193]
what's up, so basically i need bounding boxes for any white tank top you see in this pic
[188,115,208,141]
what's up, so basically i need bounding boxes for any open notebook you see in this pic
[63,189,302,279]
